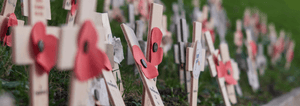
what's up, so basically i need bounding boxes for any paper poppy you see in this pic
[213,55,237,85]
[0,13,18,46]
[31,22,58,73]
[70,0,77,15]
[149,27,163,66]
[74,20,112,81]
[249,41,257,58]
[132,45,158,79]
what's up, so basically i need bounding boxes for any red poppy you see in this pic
[213,55,237,85]
[132,45,158,79]
[149,27,163,66]
[74,20,112,81]
[0,13,18,46]
[70,0,77,15]
[249,41,257,58]
[287,51,294,62]
[31,22,58,73]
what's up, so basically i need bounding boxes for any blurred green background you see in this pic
[0,0,299,105]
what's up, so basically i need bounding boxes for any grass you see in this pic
[0,0,299,105]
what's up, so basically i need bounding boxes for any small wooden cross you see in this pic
[204,31,231,106]
[173,18,192,102]
[56,0,125,105]
[256,44,267,75]
[271,30,285,65]
[219,43,237,104]
[285,40,294,70]
[21,0,51,20]
[245,30,260,91]
[97,13,125,97]
[0,0,25,46]
[121,3,164,106]
[246,30,257,74]
[186,22,206,106]
[63,0,77,26]
[143,3,164,105]
[246,57,260,91]
[12,0,59,105]
[234,19,243,53]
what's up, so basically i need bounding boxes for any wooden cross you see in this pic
[0,0,25,44]
[245,30,260,91]
[21,0,51,20]
[246,30,257,74]
[126,20,147,75]
[173,18,192,102]
[186,22,206,106]
[219,43,237,104]
[62,0,77,26]
[246,57,260,91]
[204,31,231,106]
[121,3,164,106]
[271,30,285,65]
[1,0,17,17]
[143,3,164,105]
[97,13,125,97]
[234,19,243,54]
[12,0,59,105]
[285,40,295,70]
[256,44,267,75]
[161,15,173,54]
[56,0,125,105]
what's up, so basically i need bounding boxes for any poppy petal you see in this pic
[149,27,163,66]
[31,22,58,73]
[74,20,112,81]
[132,45,158,79]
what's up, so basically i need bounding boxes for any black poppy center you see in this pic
[140,59,147,68]
[83,41,88,53]
[153,43,158,52]
[94,89,99,101]
[227,70,231,75]
[6,26,11,36]
[38,40,44,52]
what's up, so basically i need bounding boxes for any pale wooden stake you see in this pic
[12,0,58,106]
[96,13,125,97]
[56,0,125,105]
[187,22,206,106]
[143,3,164,106]
[204,31,231,106]
[219,43,237,104]
[245,30,260,91]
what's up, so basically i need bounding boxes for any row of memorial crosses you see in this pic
[12,0,126,105]
[4,0,294,105]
